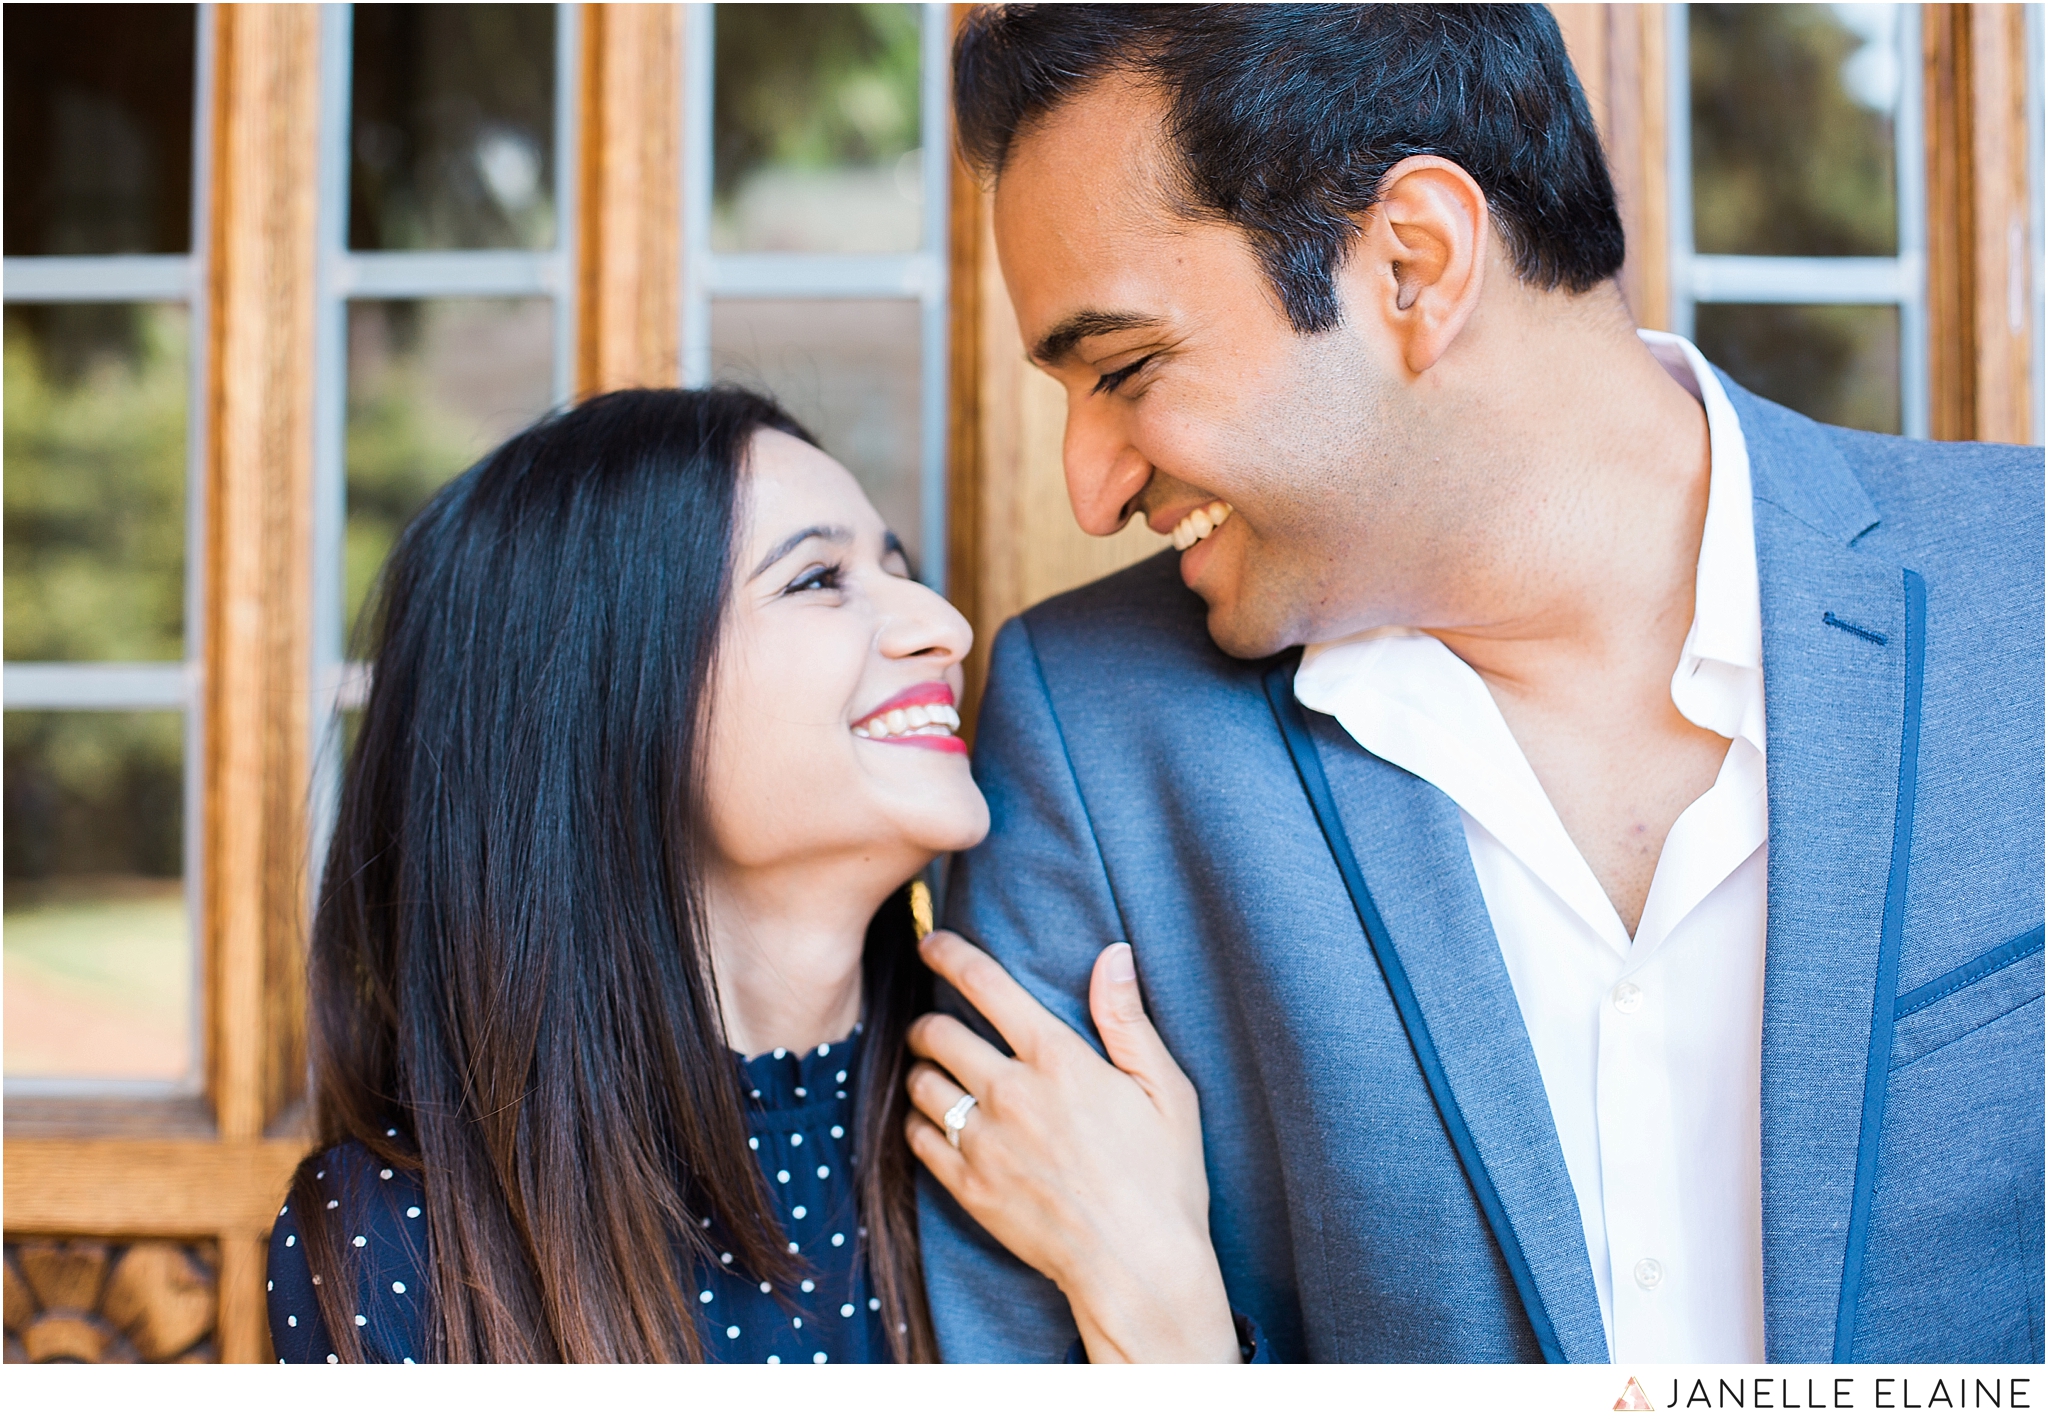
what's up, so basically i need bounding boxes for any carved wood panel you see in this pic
[4,1238,221,1363]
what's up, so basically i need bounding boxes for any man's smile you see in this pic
[1167,500,1232,551]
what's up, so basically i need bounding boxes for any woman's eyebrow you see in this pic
[750,524,852,579]
[883,530,907,562]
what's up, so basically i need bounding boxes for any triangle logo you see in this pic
[1614,1376,1656,1412]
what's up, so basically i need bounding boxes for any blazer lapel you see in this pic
[1732,384,1922,1361]
[1265,663,1610,1363]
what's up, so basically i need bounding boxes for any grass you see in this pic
[4,878,191,1080]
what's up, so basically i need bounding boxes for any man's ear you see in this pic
[1342,156,1491,375]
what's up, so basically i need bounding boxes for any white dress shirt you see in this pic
[1294,332,1767,1362]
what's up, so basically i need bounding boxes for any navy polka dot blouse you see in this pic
[267,1033,891,1364]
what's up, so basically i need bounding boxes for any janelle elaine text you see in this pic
[1663,1376,2031,1410]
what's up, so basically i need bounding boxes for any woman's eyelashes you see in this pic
[780,558,905,599]
[782,561,845,596]
[775,535,913,598]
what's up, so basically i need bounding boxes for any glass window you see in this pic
[1695,303,1902,434]
[4,303,188,662]
[349,4,558,252]
[713,3,924,253]
[1690,3,1899,257]
[1675,3,1922,438]
[1,4,195,256]
[711,299,925,568]
[345,297,556,634]
[4,710,190,1084]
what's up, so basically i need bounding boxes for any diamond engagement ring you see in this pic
[942,1093,979,1149]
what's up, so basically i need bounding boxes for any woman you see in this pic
[268,387,1246,1363]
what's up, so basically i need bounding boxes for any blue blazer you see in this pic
[921,383,2044,1363]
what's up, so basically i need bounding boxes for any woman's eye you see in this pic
[1092,355,1152,398]
[784,563,844,595]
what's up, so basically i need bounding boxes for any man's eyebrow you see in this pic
[1030,309,1158,367]
[750,524,852,579]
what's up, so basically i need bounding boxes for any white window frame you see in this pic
[1666,1,1930,439]
[310,1,583,716]
[310,0,954,880]
[307,2,583,890]
[2,4,956,1063]
[1,5,219,1097]
[679,1,953,591]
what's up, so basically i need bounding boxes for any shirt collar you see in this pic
[1639,330,1764,750]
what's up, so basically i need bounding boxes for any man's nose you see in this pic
[1062,396,1153,537]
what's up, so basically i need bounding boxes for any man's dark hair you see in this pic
[954,4,1626,332]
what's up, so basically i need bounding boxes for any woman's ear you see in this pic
[1341,155,1492,376]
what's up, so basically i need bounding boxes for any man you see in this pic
[923,5,2043,1363]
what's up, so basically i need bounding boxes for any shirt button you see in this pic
[1611,981,1644,1014]
[1633,1257,1664,1290]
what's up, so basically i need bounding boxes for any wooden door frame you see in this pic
[6,3,323,1364]
[1924,2,2038,443]
[5,1,685,1364]
[576,2,684,396]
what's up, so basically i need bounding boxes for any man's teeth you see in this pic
[1170,500,1233,551]
[852,701,962,740]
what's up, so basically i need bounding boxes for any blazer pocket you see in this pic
[1890,925,2044,1073]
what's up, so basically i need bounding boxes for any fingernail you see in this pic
[1104,942,1136,983]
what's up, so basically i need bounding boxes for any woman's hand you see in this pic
[905,930,1240,1363]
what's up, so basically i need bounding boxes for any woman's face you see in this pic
[703,429,989,882]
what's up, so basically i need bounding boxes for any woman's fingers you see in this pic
[905,1009,1009,1098]
[905,1109,967,1194]
[918,929,1060,1062]
[1087,943,1191,1106]
[905,1059,978,1135]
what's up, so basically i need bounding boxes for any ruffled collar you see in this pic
[736,1025,862,1113]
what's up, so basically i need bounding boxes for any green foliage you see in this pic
[348,2,558,251]
[1696,304,1901,435]
[1690,5,1897,257]
[4,307,189,889]
[4,709,183,881]
[3,304,187,662]
[343,324,483,640]
[713,3,922,195]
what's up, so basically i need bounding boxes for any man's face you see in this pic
[993,79,1461,657]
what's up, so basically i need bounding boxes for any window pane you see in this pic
[710,300,924,567]
[349,4,557,251]
[1695,303,1900,435]
[346,298,555,635]
[713,4,923,253]
[4,304,188,662]
[2,4,195,256]
[4,710,190,1084]
[1690,4,1898,256]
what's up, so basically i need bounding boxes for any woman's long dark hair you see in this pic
[292,386,937,1362]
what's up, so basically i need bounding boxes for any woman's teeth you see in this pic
[1170,500,1232,551]
[852,701,962,740]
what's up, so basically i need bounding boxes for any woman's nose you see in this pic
[876,577,973,665]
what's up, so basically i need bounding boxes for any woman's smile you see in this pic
[852,681,966,753]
